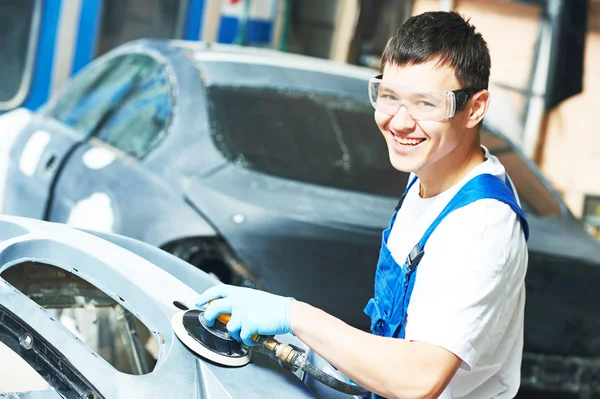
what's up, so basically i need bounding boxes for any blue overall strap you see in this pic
[420,173,529,249]
[395,175,419,211]
[396,173,529,339]
[406,173,529,270]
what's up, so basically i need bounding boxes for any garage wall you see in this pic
[540,3,600,227]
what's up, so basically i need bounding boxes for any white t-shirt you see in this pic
[387,146,528,399]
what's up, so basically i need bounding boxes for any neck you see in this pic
[416,137,485,198]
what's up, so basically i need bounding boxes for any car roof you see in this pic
[169,39,378,81]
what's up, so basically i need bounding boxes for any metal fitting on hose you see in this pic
[251,335,306,372]
[250,336,368,396]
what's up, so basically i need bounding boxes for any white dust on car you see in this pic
[82,146,116,170]
[67,192,115,232]
[68,147,116,232]
[19,130,51,177]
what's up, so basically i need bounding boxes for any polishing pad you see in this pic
[172,309,251,367]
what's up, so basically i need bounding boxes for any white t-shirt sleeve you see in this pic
[403,199,527,370]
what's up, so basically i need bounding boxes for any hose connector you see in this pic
[251,335,306,372]
[251,335,368,396]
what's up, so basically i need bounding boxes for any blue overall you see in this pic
[363,173,529,399]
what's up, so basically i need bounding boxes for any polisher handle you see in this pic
[216,313,231,324]
[209,300,258,342]
[208,300,232,324]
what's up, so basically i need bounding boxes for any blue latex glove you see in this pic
[196,284,294,346]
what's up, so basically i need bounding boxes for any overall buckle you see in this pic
[406,244,425,271]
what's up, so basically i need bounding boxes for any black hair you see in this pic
[381,11,490,92]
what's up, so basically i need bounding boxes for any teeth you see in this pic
[393,135,423,145]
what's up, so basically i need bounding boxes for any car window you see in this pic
[207,87,562,216]
[481,130,562,217]
[92,66,172,159]
[48,54,158,137]
[207,85,409,198]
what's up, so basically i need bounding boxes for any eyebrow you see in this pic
[387,87,439,101]
[411,92,437,101]
[378,86,398,94]
[377,77,444,97]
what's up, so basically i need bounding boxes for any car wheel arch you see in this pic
[159,235,261,289]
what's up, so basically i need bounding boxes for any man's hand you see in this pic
[196,284,294,346]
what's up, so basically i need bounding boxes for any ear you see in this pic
[465,89,490,129]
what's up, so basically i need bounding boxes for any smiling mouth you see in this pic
[390,131,426,147]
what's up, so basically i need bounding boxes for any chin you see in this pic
[388,152,421,174]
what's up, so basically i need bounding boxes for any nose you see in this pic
[389,105,416,131]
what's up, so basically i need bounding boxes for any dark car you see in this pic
[0,39,598,397]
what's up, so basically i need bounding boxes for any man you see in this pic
[197,11,529,399]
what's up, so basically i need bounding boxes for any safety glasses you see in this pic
[368,75,473,122]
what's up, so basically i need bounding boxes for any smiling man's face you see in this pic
[374,59,475,175]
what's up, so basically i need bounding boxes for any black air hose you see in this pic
[252,336,369,397]
[301,360,369,396]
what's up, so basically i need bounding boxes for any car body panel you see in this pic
[0,215,320,398]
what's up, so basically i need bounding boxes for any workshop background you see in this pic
[0,1,599,398]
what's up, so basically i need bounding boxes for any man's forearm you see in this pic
[289,300,458,399]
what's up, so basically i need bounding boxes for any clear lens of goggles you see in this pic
[368,79,459,122]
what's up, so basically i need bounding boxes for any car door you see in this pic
[1,112,81,220]
[46,53,191,245]
[2,54,159,220]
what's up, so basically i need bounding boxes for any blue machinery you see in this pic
[0,0,286,113]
